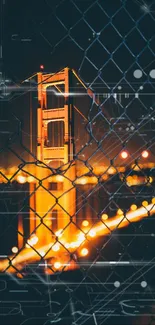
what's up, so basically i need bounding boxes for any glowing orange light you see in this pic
[70,242,77,249]
[52,243,60,252]
[77,233,85,244]
[152,198,155,204]
[102,174,108,181]
[54,262,61,269]
[126,176,133,182]
[64,243,70,249]
[89,229,96,238]
[101,214,108,221]
[121,151,128,159]
[55,229,63,238]
[130,204,137,211]
[40,251,45,257]
[17,175,26,184]
[149,177,153,184]
[94,203,155,236]
[26,235,38,248]
[55,175,64,182]
[91,177,98,184]
[82,220,89,227]
[1,200,155,274]
[27,176,35,183]
[80,248,89,256]
[142,200,148,207]
[132,164,141,171]
[119,167,126,172]
[108,167,116,175]
[32,235,38,244]
[17,273,24,279]
[12,246,18,254]
[141,150,149,158]
[80,178,87,185]
[117,209,124,215]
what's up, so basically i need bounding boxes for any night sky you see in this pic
[1,0,155,82]
[1,2,155,324]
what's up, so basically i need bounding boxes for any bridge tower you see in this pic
[29,67,76,246]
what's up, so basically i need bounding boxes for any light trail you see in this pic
[92,203,155,236]
[0,201,155,273]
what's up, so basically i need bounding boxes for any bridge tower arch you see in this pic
[29,67,76,246]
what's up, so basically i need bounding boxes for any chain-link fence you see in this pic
[1,0,155,323]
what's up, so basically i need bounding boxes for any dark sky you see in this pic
[1,0,155,83]
[1,0,155,166]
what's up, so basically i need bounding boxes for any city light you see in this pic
[130,204,137,211]
[1,200,155,273]
[152,198,155,204]
[26,235,38,248]
[40,251,45,257]
[120,151,128,159]
[108,167,116,175]
[82,220,89,227]
[149,177,153,184]
[77,233,85,244]
[52,243,60,252]
[64,243,70,249]
[54,262,61,269]
[17,175,26,184]
[55,175,64,182]
[79,177,87,185]
[12,246,18,254]
[142,201,148,207]
[141,150,149,158]
[94,202,155,236]
[1,164,155,185]
[27,176,35,183]
[88,229,96,238]
[117,209,124,215]
[80,248,89,256]
[55,229,63,238]
[101,214,108,221]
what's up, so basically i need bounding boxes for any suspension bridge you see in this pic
[0,67,155,275]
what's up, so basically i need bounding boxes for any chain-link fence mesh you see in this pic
[1,0,155,323]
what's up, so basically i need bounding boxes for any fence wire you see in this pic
[1,0,155,323]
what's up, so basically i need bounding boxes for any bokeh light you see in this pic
[130,204,137,211]
[12,246,18,254]
[80,248,89,256]
[141,150,149,158]
[54,262,61,269]
[121,151,128,159]
[82,220,89,227]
